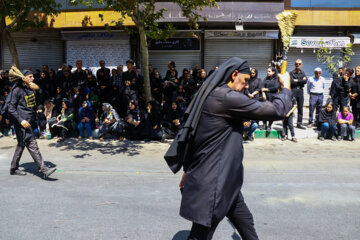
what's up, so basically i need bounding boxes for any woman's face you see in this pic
[201,70,206,78]
[172,102,177,110]
[82,101,87,108]
[155,72,160,78]
[251,70,256,77]
[41,72,46,79]
[56,87,61,93]
[129,103,135,110]
[267,68,274,77]
[342,108,349,116]
[147,103,152,111]
[356,68,360,77]
[62,102,67,110]
[326,104,333,112]
[102,105,106,111]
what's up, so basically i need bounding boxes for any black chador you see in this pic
[164,57,291,240]
[7,72,56,178]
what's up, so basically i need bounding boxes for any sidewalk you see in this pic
[254,107,360,139]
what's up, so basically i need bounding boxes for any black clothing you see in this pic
[246,70,261,101]
[262,75,280,101]
[96,67,110,81]
[330,77,351,111]
[290,69,307,89]
[72,69,88,97]
[144,101,163,140]
[318,108,337,128]
[7,80,49,173]
[350,77,360,126]
[164,57,291,232]
[290,69,307,124]
[188,192,258,240]
[125,107,144,140]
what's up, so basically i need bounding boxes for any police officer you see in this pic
[8,70,56,178]
[290,59,307,129]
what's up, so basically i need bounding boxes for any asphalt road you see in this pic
[0,137,359,240]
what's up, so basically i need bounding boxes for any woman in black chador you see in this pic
[164,57,292,240]
[261,67,280,132]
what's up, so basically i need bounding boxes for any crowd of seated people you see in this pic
[1,59,359,143]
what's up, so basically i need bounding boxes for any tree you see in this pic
[317,41,354,75]
[0,0,61,68]
[70,0,217,102]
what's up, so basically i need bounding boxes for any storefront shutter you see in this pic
[148,51,201,78]
[66,39,130,74]
[2,31,63,71]
[204,39,273,80]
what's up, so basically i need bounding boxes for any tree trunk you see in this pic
[138,24,152,103]
[0,17,20,68]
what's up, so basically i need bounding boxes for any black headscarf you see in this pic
[164,57,250,173]
[319,101,337,128]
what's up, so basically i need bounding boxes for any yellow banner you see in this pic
[6,10,135,29]
[295,10,360,26]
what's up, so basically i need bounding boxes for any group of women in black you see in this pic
[0,61,208,142]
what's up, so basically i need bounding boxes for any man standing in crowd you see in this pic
[72,60,88,102]
[96,60,110,80]
[307,67,326,128]
[289,59,307,129]
[8,70,56,178]
[123,59,138,96]
[165,57,292,240]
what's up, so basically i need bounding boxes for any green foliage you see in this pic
[0,0,62,31]
[317,41,355,75]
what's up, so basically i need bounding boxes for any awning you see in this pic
[290,37,351,49]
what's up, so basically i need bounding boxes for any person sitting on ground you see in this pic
[53,99,75,142]
[243,120,258,141]
[281,97,297,142]
[337,106,356,141]
[318,101,337,141]
[78,100,96,139]
[124,100,144,140]
[99,103,123,140]
[143,100,164,142]
[163,101,183,138]
[44,99,58,138]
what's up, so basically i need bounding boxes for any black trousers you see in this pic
[188,192,259,240]
[283,113,295,137]
[11,140,49,173]
[291,88,304,125]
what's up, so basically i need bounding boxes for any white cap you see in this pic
[314,67,322,72]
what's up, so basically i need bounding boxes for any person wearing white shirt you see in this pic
[307,67,326,128]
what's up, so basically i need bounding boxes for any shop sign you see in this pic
[148,38,200,51]
[205,30,278,39]
[61,31,128,41]
[290,37,351,49]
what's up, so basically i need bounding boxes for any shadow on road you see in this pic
[19,161,58,181]
[172,230,190,240]
[48,138,143,157]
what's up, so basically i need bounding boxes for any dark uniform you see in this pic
[164,57,292,240]
[330,76,351,112]
[289,69,307,126]
[8,78,55,177]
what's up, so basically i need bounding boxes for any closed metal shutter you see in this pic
[204,39,273,79]
[2,31,63,71]
[66,39,130,74]
[287,48,338,105]
[148,51,201,78]
[348,44,360,69]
